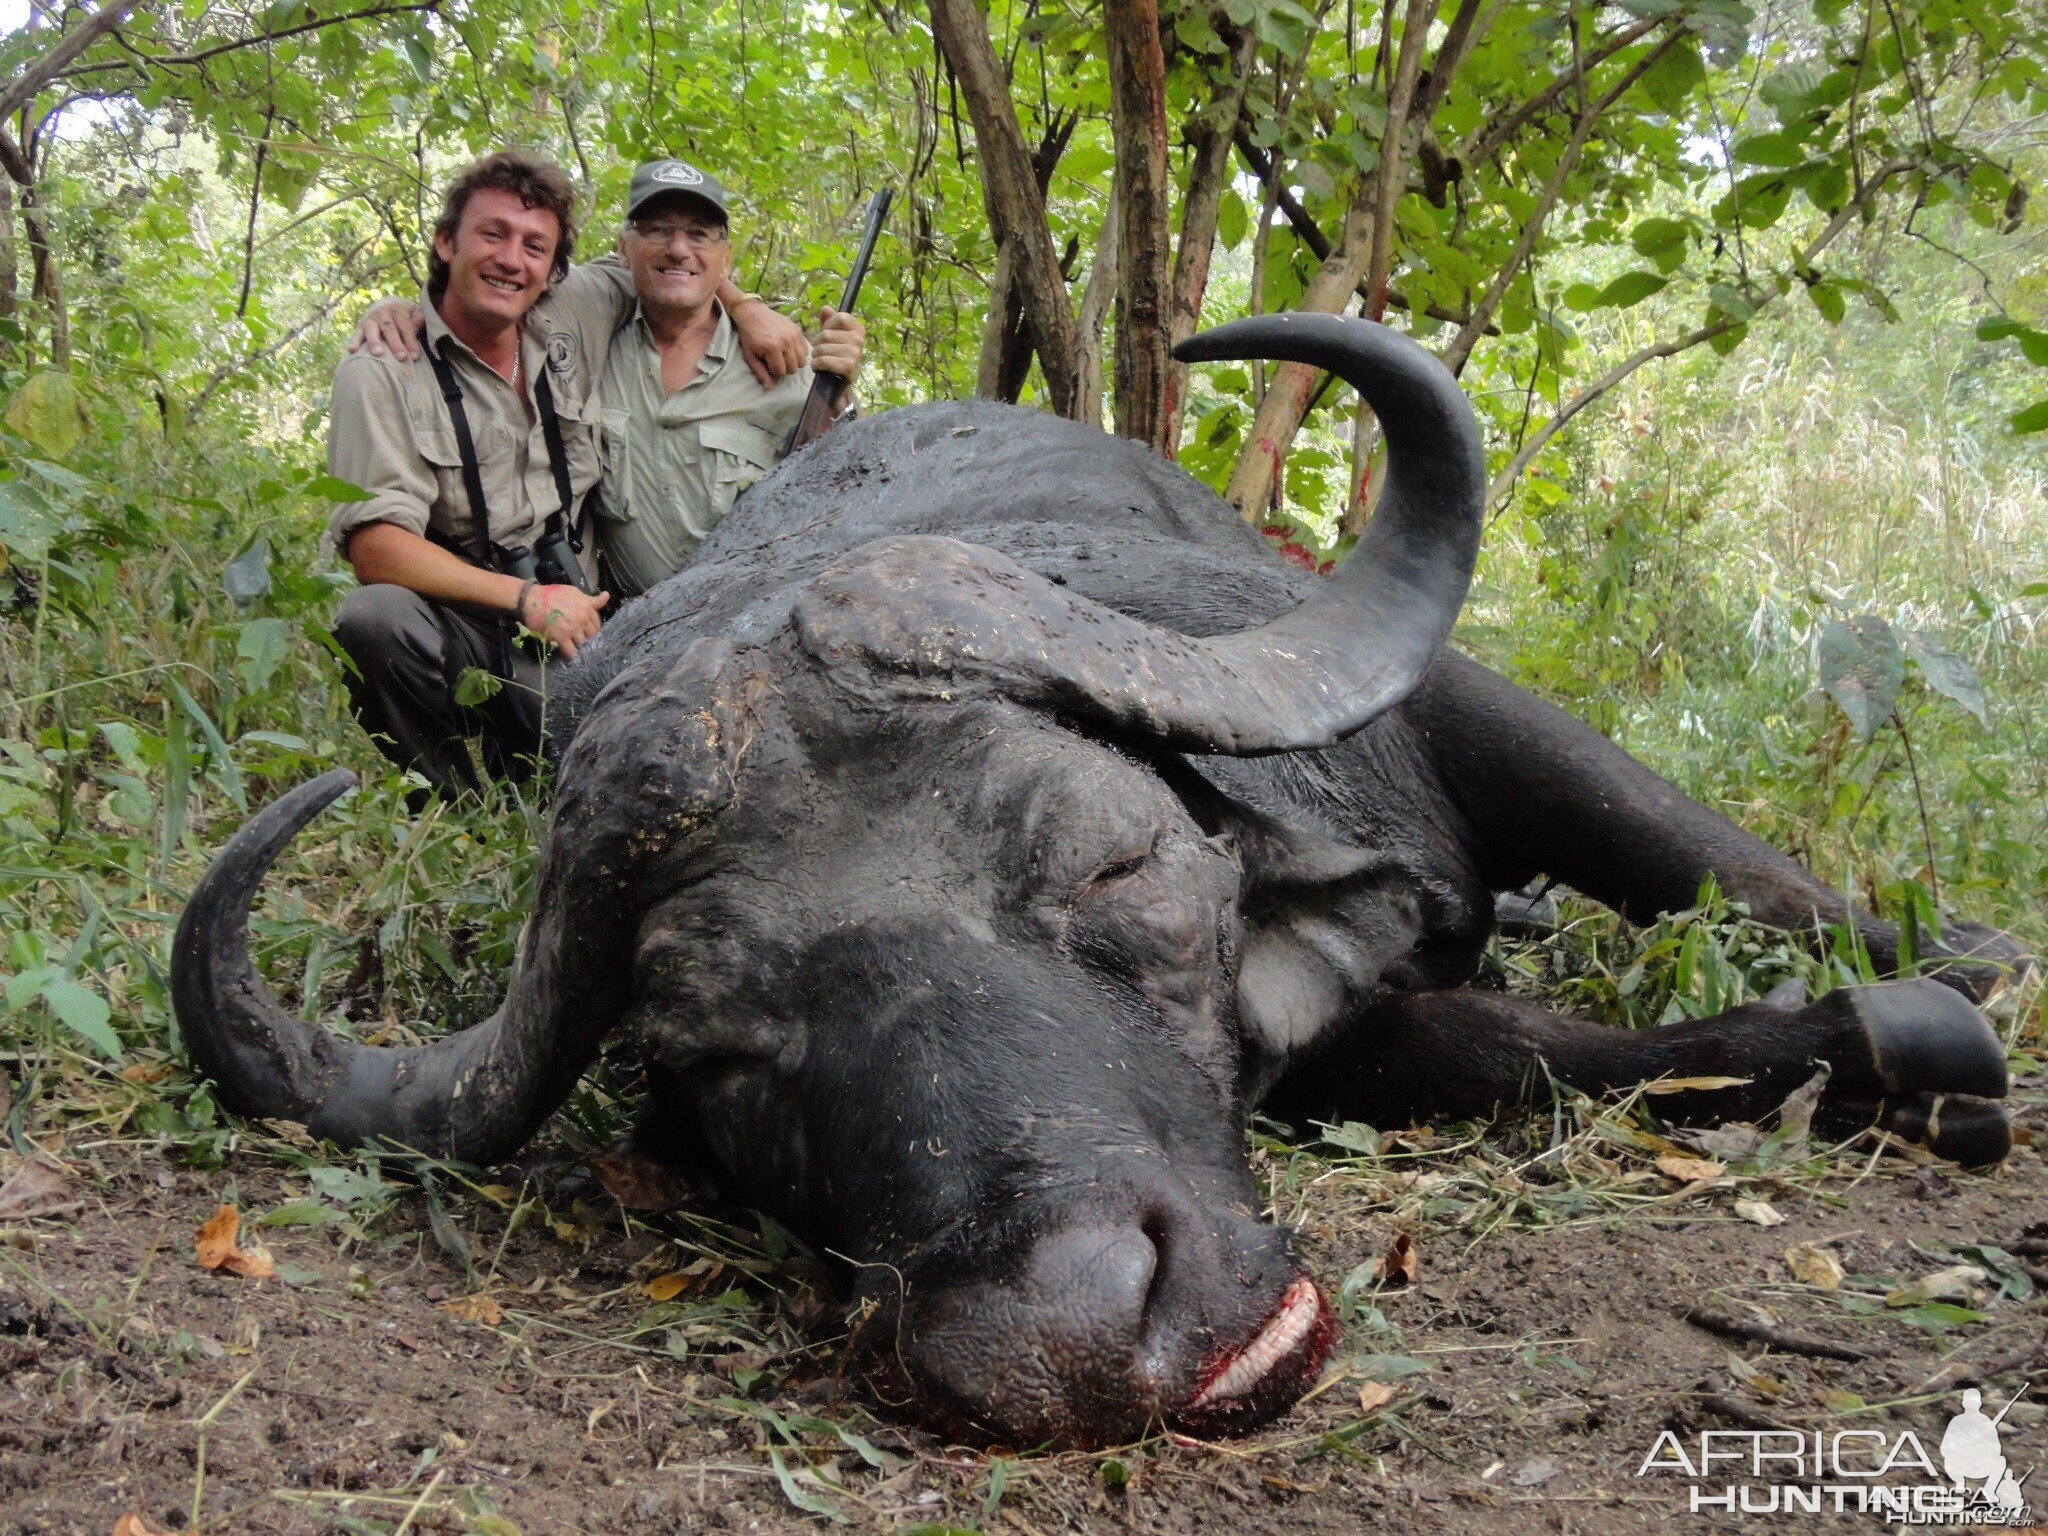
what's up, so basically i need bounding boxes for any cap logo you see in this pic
[650,161,704,187]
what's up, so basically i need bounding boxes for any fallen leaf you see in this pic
[1375,1232,1420,1288]
[1357,1380,1398,1414]
[644,1271,692,1303]
[587,1150,686,1213]
[1655,1154,1726,1185]
[442,1293,503,1325]
[1785,1242,1844,1291]
[1774,1062,1831,1152]
[478,1184,521,1207]
[1644,1075,1754,1095]
[1734,1198,1785,1227]
[114,1514,171,1536]
[194,1204,275,1280]
[118,1061,172,1084]
[0,1153,82,1220]
[1512,1458,1559,1486]
[1669,1122,1768,1161]
[1886,1264,1989,1308]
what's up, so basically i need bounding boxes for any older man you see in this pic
[352,158,866,603]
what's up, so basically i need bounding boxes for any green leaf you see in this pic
[1640,33,1705,112]
[303,473,375,502]
[168,678,245,811]
[3,372,92,459]
[1806,280,1845,325]
[1733,132,1806,168]
[1600,271,1668,308]
[1818,615,1904,743]
[1976,318,2026,342]
[454,666,502,707]
[403,32,433,81]
[1707,284,1756,321]
[1630,216,1689,273]
[223,537,273,605]
[1708,321,1748,356]
[1216,186,1248,253]
[2012,399,2048,434]
[39,975,121,1059]
[766,1447,850,1523]
[1902,630,1987,724]
[236,617,290,693]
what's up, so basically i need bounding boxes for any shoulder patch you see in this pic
[548,332,574,373]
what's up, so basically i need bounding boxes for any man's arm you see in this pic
[344,523,608,660]
[347,260,810,385]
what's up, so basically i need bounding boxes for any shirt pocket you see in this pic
[698,418,780,521]
[411,422,481,547]
[595,407,634,524]
[550,389,605,513]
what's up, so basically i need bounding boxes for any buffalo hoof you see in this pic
[1877,1093,2013,1168]
[1924,920,2037,1005]
[1843,979,2008,1101]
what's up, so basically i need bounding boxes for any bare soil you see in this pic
[4,1087,2046,1536]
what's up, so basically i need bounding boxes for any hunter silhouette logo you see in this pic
[1942,1389,2031,1517]
[1635,1387,2033,1522]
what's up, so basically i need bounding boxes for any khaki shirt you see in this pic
[325,263,632,559]
[592,301,810,598]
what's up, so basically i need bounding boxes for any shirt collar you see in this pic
[630,299,735,369]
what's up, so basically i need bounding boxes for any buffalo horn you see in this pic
[795,313,1485,755]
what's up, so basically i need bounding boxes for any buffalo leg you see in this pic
[1412,651,2029,1000]
[1267,981,2010,1166]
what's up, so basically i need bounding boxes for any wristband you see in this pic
[727,291,763,313]
[514,577,537,631]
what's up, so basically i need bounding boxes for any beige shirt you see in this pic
[325,262,632,559]
[592,300,810,598]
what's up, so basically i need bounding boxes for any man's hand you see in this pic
[811,308,866,383]
[730,296,809,388]
[518,583,610,661]
[349,299,428,362]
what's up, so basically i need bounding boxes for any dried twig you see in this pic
[1696,1392,1796,1431]
[1682,1306,1869,1362]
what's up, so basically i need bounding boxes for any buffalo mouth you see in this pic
[1170,1276,1338,1437]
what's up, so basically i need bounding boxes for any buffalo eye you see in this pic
[1089,853,1150,887]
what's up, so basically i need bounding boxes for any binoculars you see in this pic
[498,526,589,593]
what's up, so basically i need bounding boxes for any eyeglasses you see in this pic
[631,220,728,248]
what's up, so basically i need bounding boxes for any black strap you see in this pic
[426,343,495,570]
[425,340,581,566]
[532,370,581,552]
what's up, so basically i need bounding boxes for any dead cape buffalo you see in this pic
[174,314,2028,1449]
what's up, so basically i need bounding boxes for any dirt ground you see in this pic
[4,1076,2046,1536]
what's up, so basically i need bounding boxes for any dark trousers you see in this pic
[333,584,550,797]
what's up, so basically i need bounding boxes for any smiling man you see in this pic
[588,159,866,598]
[326,151,804,798]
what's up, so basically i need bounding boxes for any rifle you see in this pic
[783,186,892,457]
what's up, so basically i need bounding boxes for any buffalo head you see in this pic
[174,316,1485,1447]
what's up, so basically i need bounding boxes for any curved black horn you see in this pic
[172,643,756,1160]
[794,312,1485,754]
[172,772,622,1161]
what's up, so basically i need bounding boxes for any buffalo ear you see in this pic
[1161,764,1403,1067]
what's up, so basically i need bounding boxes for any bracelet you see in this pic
[727,290,763,313]
[514,577,537,630]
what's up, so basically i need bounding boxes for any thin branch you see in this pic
[1487,158,1916,506]
[0,0,137,122]
[1459,13,1661,167]
[59,2,440,79]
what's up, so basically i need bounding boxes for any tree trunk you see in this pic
[1223,195,1377,519]
[0,176,17,336]
[1164,23,1256,447]
[1076,185,1121,425]
[25,187,69,369]
[927,0,1083,417]
[975,242,1032,400]
[1225,0,1438,518]
[1104,0,1174,452]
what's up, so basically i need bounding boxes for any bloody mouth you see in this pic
[1176,1276,1337,1430]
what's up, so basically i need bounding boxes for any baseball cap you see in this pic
[626,159,730,223]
